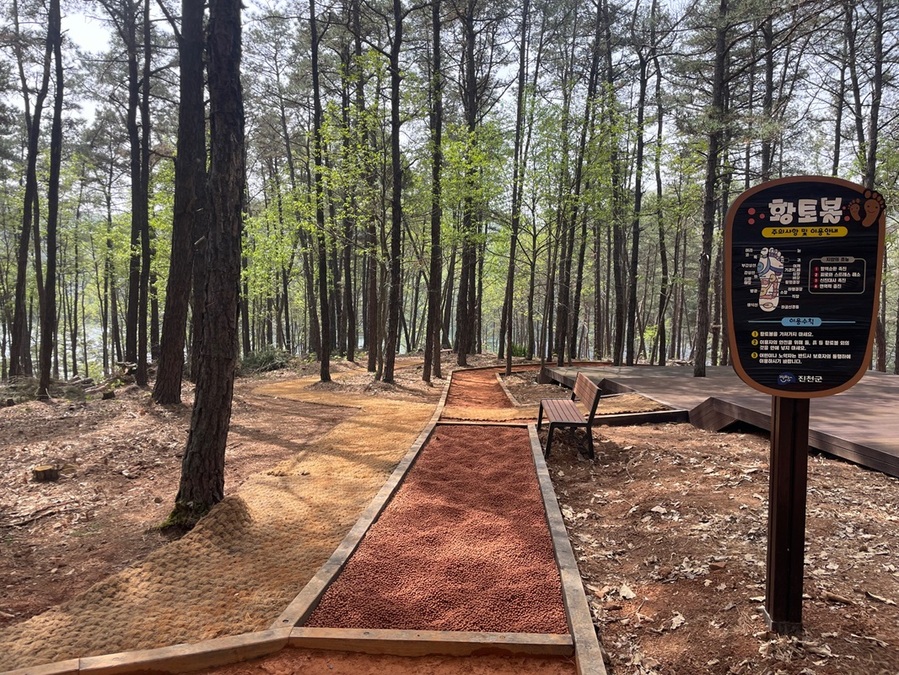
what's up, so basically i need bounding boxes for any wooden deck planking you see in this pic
[544,365,899,478]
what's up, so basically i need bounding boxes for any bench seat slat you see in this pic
[537,373,600,459]
[541,399,586,424]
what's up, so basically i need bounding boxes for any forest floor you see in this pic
[1,357,898,674]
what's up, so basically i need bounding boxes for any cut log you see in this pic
[32,465,60,482]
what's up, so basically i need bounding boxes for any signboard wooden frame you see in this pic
[725,175,886,634]
[725,176,885,398]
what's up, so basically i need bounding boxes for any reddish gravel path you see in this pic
[305,424,568,633]
[444,368,516,408]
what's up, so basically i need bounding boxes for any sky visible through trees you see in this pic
[2,0,899,389]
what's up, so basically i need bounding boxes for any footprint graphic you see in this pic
[848,198,862,222]
[862,189,885,227]
[756,247,784,312]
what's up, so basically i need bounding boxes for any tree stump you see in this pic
[32,465,60,482]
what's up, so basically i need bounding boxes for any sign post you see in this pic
[725,176,885,634]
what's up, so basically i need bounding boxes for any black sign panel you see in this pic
[725,176,885,397]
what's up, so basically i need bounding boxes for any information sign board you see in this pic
[725,176,885,398]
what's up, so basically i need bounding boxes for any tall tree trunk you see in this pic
[309,0,331,382]
[190,197,209,381]
[694,0,727,378]
[154,0,207,403]
[760,16,774,180]
[866,0,886,372]
[626,51,648,366]
[455,2,479,367]
[651,0,669,366]
[423,0,443,383]
[170,0,244,528]
[136,0,152,386]
[568,3,603,364]
[441,244,455,349]
[832,9,848,177]
[527,225,537,360]
[502,0,529,376]
[123,0,142,372]
[382,0,404,383]
[9,0,53,377]
[602,0,625,366]
[552,69,573,367]
[38,0,63,401]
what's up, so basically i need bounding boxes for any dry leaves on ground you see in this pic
[546,421,899,674]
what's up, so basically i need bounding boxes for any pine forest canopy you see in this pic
[2,0,899,389]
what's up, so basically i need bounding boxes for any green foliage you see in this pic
[239,346,294,375]
[510,343,528,358]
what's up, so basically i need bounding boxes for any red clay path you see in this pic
[305,424,568,633]
[444,368,518,408]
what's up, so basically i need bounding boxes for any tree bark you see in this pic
[170,0,245,528]
[382,0,404,383]
[651,0,670,366]
[154,0,207,403]
[502,0,530,376]
[9,0,53,378]
[423,0,444,383]
[694,0,728,378]
[626,50,648,366]
[38,0,63,401]
[309,0,331,382]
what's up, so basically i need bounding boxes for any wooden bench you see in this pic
[537,372,601,459]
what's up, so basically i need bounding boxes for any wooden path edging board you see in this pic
[437,420,530,427]
[495,372,524,407]
[528,424,608,675]
[1,630,292,675]
[286,628,573,657]
[270,376,452,630]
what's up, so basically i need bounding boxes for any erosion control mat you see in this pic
[0,374,436,671]
[305,424,569,633]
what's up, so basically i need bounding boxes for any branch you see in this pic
[155,0,182,44]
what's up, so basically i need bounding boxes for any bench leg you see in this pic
[545,425,555,458]
[537,402,544,431]
[584,426,595,459]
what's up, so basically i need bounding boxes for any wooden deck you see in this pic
[544,365,899,478]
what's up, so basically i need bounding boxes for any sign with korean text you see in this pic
[725,176,885,397]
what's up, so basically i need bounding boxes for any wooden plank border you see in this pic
[287,627,573,657]
[529,424,608,675]
[437,420,529,427]
[495,372,524,407]
[0,629,293,675]
[270,375,452,630]
[76,630,292,675]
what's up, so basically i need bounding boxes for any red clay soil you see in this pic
[200,648,576,675]
[305,424,568,634]
[444,368,516,408]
